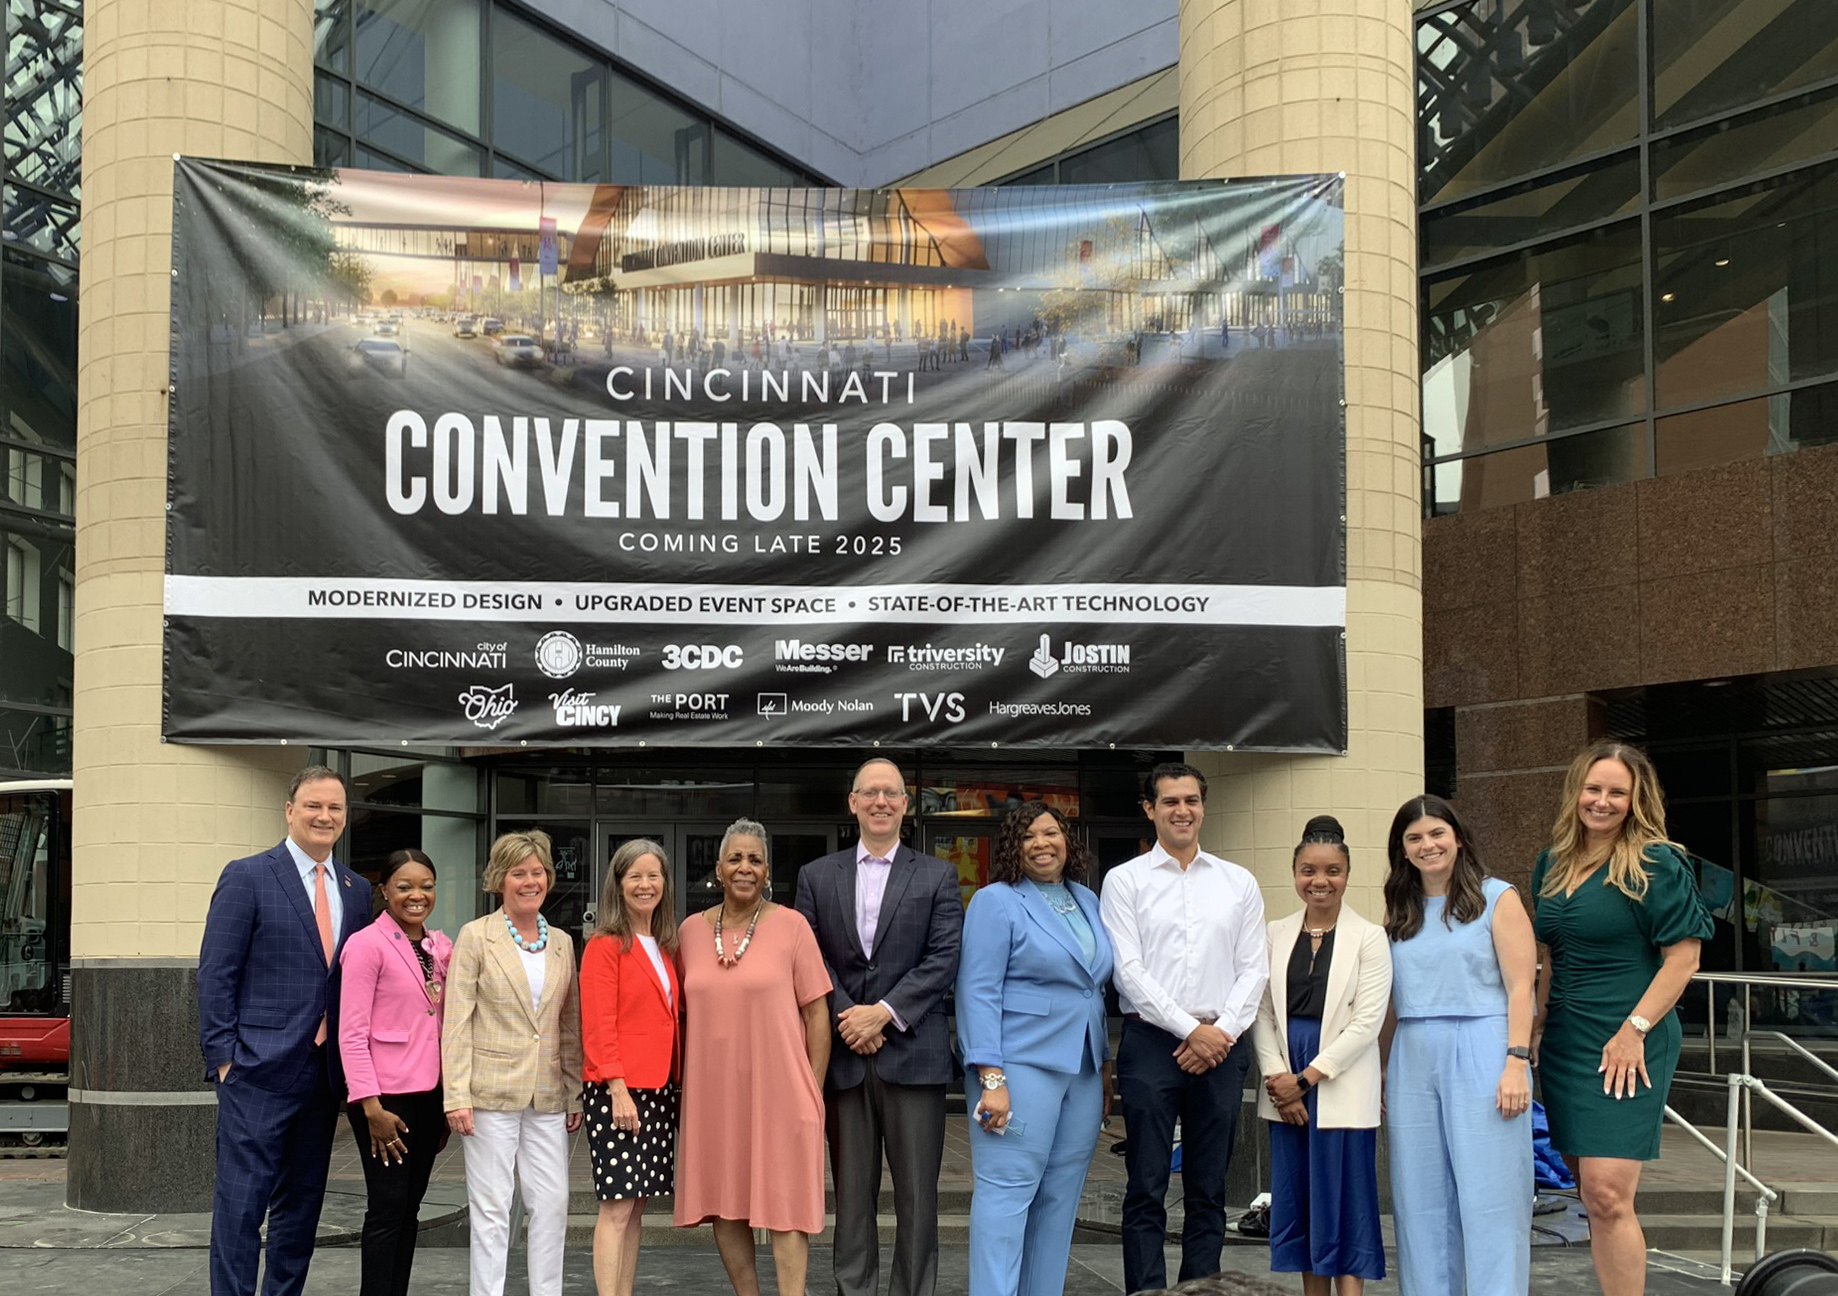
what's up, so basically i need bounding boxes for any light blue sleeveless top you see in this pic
[1390,876,1512,1019]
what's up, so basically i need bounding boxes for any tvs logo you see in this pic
[534,631,584,680]
[459,683,518,730]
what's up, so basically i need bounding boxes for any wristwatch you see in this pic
[1627,1014,1653,1035]
[1294,1074,1312,1094]
[980,1071,1008,1091]
[1506,1046,1532,1061]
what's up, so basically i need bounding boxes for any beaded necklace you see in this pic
[504,910,549,953]
[714,900,765,966]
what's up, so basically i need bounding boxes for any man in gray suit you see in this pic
[795,758,963,1296]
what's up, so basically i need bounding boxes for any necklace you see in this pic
[410,936,443,1010]
[1031,879,1077,914]
[504,910,548,953]
[1305,920,1337,938]
[714,901,764,966]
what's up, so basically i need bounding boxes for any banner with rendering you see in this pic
[164,160,1347,750]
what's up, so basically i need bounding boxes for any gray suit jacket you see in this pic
[794,844,963,1089]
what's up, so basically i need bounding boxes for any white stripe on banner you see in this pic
[165,576,1346,628]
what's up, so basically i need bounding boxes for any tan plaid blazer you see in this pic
[441,911,583,1115]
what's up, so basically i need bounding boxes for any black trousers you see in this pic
[1116,1017,1253,1295]
[344,1086,444,1296]
[826,1054,946,1296]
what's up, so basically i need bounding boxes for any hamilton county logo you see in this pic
[535,630,584,680]
[459,683,518,731]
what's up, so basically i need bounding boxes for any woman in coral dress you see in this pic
[675,818,832,1296]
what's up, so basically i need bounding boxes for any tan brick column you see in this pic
[1180,0,1422,922]
[69,0,315,1211]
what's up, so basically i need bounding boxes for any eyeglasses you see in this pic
[853,788,907,803]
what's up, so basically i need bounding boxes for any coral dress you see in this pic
[674,906,832,1233]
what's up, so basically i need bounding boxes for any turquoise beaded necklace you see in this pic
[504,910,549,953]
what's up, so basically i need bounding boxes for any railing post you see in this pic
[1707,980,1717,1073]
[1722,1070,1742,1286]
[1755,1194,1769,1262]
[1742,984,1754,1169]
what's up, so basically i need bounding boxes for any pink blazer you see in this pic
[339,912,453,1102]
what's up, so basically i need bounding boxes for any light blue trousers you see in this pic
[1387,1015,1532,1296]
[966,1059,1103,1296]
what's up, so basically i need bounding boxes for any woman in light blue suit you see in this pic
[957,800,1116,1296]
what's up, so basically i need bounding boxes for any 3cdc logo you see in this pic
[661,643,744,670]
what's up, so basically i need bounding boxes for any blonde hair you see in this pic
[1541,741,1678,903]
[596,838,679,953]
[483,829,555,895]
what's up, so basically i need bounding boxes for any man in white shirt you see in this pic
[1100,762,1269,1294]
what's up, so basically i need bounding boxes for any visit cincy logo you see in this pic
[458,683,518,730]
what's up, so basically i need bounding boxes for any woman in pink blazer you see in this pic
[339,848,453,1296]
[580,838,681,1296]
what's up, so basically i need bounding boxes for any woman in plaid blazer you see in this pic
[442,830,585,1296]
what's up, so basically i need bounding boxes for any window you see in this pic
[55,572,72,651]
[5,539,39,632]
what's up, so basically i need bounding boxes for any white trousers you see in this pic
[464,1108,570,1296]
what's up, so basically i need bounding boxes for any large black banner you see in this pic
[165,160,1346,750]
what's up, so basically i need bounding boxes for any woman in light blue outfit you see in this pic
[957,800,1115,1296]
[1384,795,1538,1296]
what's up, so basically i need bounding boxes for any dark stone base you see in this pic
[66,961,217,1213]
[66,1098,217,1213]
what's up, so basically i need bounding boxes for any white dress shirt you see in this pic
[1099,843,1268,1041]
[284,836,343,941]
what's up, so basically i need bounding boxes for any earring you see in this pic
[764,878,774,901]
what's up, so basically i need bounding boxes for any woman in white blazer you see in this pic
[1255,815,1392,1296]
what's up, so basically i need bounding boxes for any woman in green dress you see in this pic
[1532,740,1713,1296]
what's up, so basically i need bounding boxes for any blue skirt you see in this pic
[1269,1017,1385,1280]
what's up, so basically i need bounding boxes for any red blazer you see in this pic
[580,931,680,1089]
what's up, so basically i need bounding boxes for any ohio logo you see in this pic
[662,643,744,670]
[459,683,518,730]
[534,630,584,680]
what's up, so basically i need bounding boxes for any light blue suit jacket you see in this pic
[956,880,1114,1077]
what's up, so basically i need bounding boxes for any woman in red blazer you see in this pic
[580,838,682,1296]
[338,848,453,1296]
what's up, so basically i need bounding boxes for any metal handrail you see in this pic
[1687,971,1838,1167]
[1748,1030,1838,1085]
[1719,1072,1838,1285]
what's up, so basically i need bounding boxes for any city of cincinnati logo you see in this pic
[458,683,518,731]
[534,630,584,680]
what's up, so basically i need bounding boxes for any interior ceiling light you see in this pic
[1660,292,1676,302]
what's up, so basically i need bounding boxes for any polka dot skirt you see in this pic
[584,1080,678,1200]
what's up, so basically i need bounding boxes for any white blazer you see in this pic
[1253,904,1391,1129]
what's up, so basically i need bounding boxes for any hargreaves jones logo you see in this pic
[886,643,1006,671]
[1028,633,1131,677]
[549,687,622,728]
[774,639,873,675]
[459,683,518,730]
[662,643,744,670]
[534,631,583,679]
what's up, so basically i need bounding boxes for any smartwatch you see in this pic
[1506,1046,1532,1061]
[1294,1074,1312,1094]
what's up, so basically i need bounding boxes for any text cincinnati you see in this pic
[383,413,1134,523]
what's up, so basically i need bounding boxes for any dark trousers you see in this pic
[1116,1017,1253,1295]
[826,1053,946,1296]
[344,1086,444,1296]
[210,1051,339,1296]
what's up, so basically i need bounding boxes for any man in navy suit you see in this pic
[794,758,963,1296]
[198,764,373,1296]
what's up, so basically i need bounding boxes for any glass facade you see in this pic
[1417,0,1838,516]
[0,1,80,780]
[312,0,817,186]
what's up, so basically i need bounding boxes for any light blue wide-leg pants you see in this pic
[1386,1015,1532,1296]
[966,1059,1104,1296]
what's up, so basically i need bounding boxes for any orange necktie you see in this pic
[314,863,335,1044]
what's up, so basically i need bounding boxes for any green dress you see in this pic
[1532,843,1713,1160]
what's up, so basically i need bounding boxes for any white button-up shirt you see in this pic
[1099,843,1268,1041]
